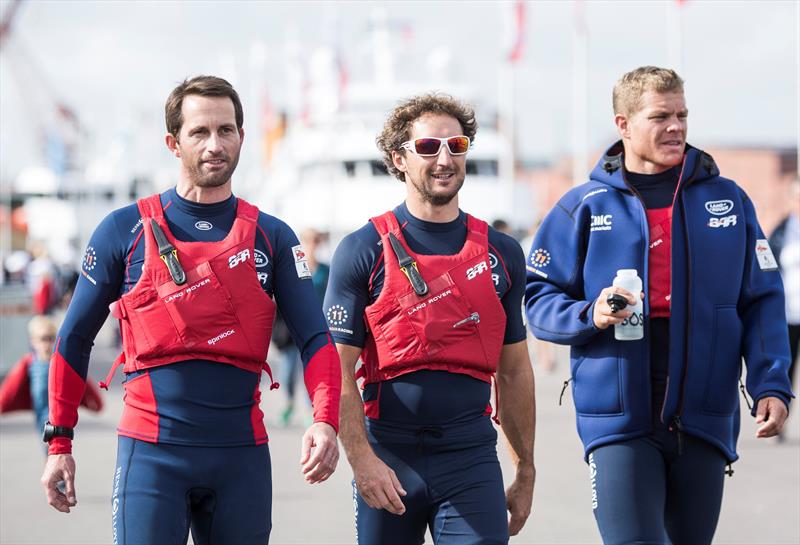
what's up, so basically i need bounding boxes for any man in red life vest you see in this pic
[324,93,536,544]
[39,76,341,544]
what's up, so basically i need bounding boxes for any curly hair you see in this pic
[377,92,478,182]
[613,66,684,118]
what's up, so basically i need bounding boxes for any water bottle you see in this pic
[612,269,644,341]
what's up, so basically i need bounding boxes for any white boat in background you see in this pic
[255,86,526,238]
[251,13,534,240]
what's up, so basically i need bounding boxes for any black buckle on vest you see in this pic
[388,232,428,296]
[150,219,186,285]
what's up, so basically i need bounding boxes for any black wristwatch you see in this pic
[42,422,74,443]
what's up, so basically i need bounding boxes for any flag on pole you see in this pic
[507,1,526,63]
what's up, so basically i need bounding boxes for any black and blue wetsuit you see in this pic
[324,202,527,545]
[53,188,336,544]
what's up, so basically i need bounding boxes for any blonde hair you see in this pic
[28,315,57,338]
[613,66,684,117]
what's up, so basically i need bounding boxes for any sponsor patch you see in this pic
[708,215,737,228]
[530,248,551,268]
[590,214,613,232]
[526,265,548,279]
[705,199,734,216]
[130,218,143,234]
[292,245,307,262]
[82,246,97,272]
[582,188,608,201]
[466,261,489,280]
[208,329,235,345]
[589,452,598,510]
[254,249,269,268]
[295,260,312,279]
[228,249,251,268]
[163,278,211,303]
[195,220,213,231]
[488,252,499,269]
[327,304,349,326]
[755,239,778,271]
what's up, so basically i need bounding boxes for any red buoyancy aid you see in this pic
[112,194,276,376]
[360,211,506,384]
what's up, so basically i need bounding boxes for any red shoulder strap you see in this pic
[369,211,401,237]
[235,197,260,223]
[137,194,164,219]
[465,214,488,246]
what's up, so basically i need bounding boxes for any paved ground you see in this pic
[1,341,798,545]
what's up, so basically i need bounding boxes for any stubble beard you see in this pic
[409,171,465,207]
[188,153,241,188]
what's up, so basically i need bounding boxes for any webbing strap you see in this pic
[150,219,186,285]
[387,233,428,296]
[263,362,280,390]
[99,352,126,390]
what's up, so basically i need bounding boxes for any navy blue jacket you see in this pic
[525,142,794,462]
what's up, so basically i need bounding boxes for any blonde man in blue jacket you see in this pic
[525,66,793,545]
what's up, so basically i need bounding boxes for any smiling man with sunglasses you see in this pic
[324,93,536,545]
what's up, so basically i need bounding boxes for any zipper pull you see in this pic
[670,416,684,455]
[738,379,753,411]
[559,378,572,406]
[453,312,480,328]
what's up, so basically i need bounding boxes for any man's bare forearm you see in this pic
[496,341,536,475]
[336,344,376,465]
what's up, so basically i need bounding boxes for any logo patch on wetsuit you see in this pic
[755,239,778,271]
[83,246,97,271]
[708,215,737,228]
[705,200,734,216]
[530,248,551,268]
[327,304,349,326]
[588,452,598,510]
[292,245,311,278]
[254,249,269,268]
[590,214,613,232]
[195,220,213,231]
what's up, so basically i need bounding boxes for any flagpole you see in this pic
[572,0,588,187]
[667,0,684,74]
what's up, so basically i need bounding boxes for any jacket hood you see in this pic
[589,140,720,190]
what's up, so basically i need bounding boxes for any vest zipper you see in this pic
[452,312,480,328]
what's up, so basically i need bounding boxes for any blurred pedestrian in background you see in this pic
[278,227,330,426]
[769,178,800,426]
[0,315,103,453]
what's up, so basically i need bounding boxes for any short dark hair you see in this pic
[165,75,243,138]
[377,92,478,182]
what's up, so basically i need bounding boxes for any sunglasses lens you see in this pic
[447,136,470,154]
[414,138,443,156]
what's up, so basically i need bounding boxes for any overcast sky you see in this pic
[0,0,797,184]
